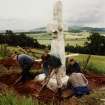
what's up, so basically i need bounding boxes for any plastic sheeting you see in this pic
[35,73,69,91]
[47,74,69,91]
[35,73,46,81]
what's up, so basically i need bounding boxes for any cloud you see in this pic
[0,0,105,30]
[0,18,47,30]
[64,0,105,27]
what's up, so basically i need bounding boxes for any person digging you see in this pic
[36,54,63,97]
[12,53,35,85]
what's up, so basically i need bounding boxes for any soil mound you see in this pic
[0,73,105,103]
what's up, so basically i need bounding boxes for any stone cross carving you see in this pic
[50,0,65,68]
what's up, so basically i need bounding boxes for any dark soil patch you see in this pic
[0,73,61,103]
[0,72,105,103]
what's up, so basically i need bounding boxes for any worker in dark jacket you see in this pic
[66,58,81,76]
[41,50,62,76]
[13,54,34,84]
[41,50,50,76]
[41,54,62,90]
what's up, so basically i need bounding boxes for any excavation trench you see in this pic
[0,72,105,103]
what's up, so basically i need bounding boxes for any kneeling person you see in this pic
[68,72,90,97]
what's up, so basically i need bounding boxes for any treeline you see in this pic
[65,45,88,54]
[0,30,46,49]
[66,32,105,55]
[0,30,105,55]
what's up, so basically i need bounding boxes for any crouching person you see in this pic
[41,54,63,91]
[12,53,34,84]
[68,71,90,98]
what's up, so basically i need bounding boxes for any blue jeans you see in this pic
[72,86,90,97]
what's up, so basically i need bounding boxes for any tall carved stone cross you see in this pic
[51,0,65,69]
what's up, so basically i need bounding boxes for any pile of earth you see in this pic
[0,72,105,104]
[0,54,105,105]
[0,73,61,103]
[0,57,41,70]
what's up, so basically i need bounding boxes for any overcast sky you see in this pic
[0,0,105,30]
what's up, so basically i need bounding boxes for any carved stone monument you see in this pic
[50,0,65,69]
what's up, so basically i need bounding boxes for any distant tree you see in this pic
[85,32,105,55]
[5,30,14,35]
[0,30,47,49]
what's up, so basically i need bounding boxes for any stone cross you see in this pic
[50,0,65,68]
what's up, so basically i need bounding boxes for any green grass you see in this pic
[27,33,51,40]
[27,32,90,46]
[0,87,105,105]
[7,46,44,58]
[0,44,11,59]
[0,90,52,105]
[65,38,87,46]
[37,39,51,46]
[37,38,87,46]
[0,91,35,105]
[73,54,105,74]
[77,89,105,105]
[0,55,3,59]
[0,44,105,74]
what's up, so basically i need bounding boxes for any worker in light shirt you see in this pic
[68,72,90,97]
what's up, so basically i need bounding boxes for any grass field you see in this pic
[0,31,105,74]
[37,38,87,46]
[0,90,44,105]
[73,54,105,74]
[27,32,90,46]
[65,38,87,46]
[25,32,105,74]
[0,45,105,74]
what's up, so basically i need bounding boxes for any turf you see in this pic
[73,54,105,74]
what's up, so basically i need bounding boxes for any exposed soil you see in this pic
[0,57,41,70]
[0,73,61,103]
[0,72,105,103]
[0,58,105,104]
